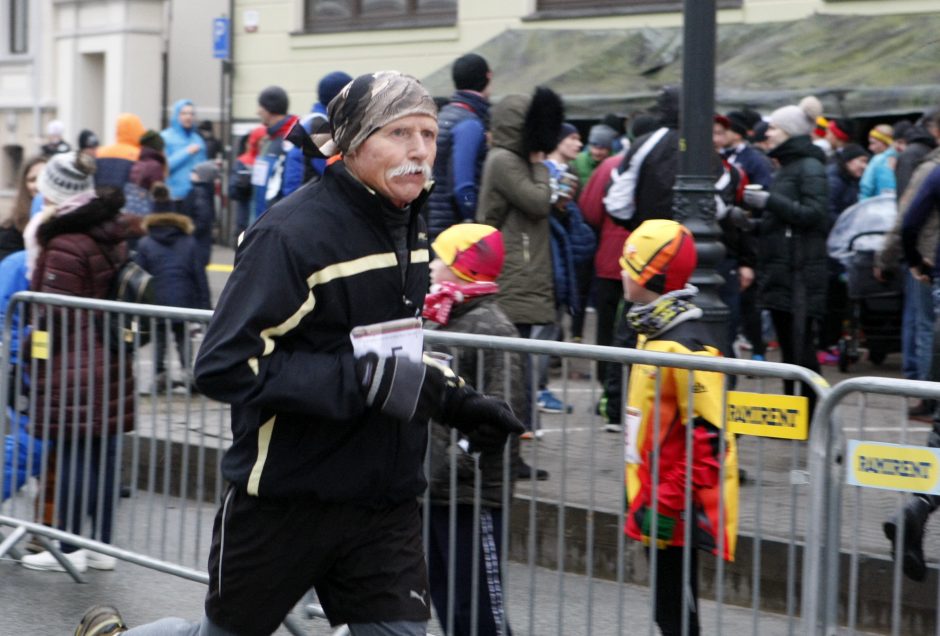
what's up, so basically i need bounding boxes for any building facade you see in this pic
[0,0,224,205]
[229,0,939,122]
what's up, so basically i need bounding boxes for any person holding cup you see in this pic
[742,96,829,412]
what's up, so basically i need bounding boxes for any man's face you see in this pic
[825,128,845,149]
[556,133,583,162]
[178,105,195,129]
[257,105,276,127]
[846,155,869,179]
[345,114,439,208]
[712,123,729,152]
[589,144,611,162]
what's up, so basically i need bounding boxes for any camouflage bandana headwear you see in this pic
[334,71,438,153]
[287,71,438,160]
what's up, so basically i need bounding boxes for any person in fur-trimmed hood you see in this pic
[134,190,210,390]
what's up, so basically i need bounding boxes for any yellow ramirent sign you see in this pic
[726,391,810,440]
[30,330,49,360]
[847,441,940,495]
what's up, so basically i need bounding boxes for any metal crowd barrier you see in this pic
[804,376,940,636]
[8,291,932,635]
[425,330,829,636]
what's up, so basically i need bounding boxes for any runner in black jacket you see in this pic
[74,71,523,636]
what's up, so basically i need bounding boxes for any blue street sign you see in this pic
[213,17,230,60]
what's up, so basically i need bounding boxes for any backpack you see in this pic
[103,251,156,352]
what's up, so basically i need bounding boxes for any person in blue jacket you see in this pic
[161,99,207,201]
[283,71,352,196]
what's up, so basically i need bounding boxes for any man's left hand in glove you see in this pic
[442,385,525,453]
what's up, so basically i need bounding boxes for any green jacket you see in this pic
[757,135,829,320]
[572,150,600,186]
[477,94,555,325]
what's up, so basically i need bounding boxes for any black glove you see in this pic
[356,352,448,423]
[442,386,526,453]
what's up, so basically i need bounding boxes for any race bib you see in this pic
[625,406,642,464]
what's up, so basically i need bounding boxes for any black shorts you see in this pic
[204,487,430,635]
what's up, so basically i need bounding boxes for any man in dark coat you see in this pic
[896,110,940,197]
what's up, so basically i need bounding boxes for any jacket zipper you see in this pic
[522,233,530,264]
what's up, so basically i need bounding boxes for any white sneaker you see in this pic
[86,551,117,571]
[21,548,87,573]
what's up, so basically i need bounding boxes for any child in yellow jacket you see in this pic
[620,219,739,636]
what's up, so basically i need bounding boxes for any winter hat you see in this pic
[769,95,823,138]
[828,118,853,143]
[77,129,99,150]
[813,116,829,139]
[318,71,353,107]
[653,86,681,129]
[558,122,579,143]
[893,120,913,142]
[840,143,868,163]
[47,120,65,138]
[751,121,769,143]
[620,219,697,294]
[725,111,750,137]
[38,151,95,206]
[714,114,732,130]
[602,113,626,136]
[452,53,490,92]
[192,161,220,183]
[140,129,165,153]
[258,85,289,116]
[630,113,660,139]
[327,71,438,155]
[588,124,618,149]
[431,223,505,283]
[741,109,763,130]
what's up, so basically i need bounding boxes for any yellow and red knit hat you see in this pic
[620,219,697,293]
[431,224,505,283]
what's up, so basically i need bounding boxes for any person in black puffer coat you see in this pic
[743,96,829,411]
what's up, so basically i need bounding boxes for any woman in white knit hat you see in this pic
[742,96,829,413]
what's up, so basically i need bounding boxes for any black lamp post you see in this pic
[672,0,729,348]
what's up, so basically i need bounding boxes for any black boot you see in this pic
[883,496,933,582]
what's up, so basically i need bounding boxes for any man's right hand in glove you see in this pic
[355,352,524,452]
[355,352,448,425]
